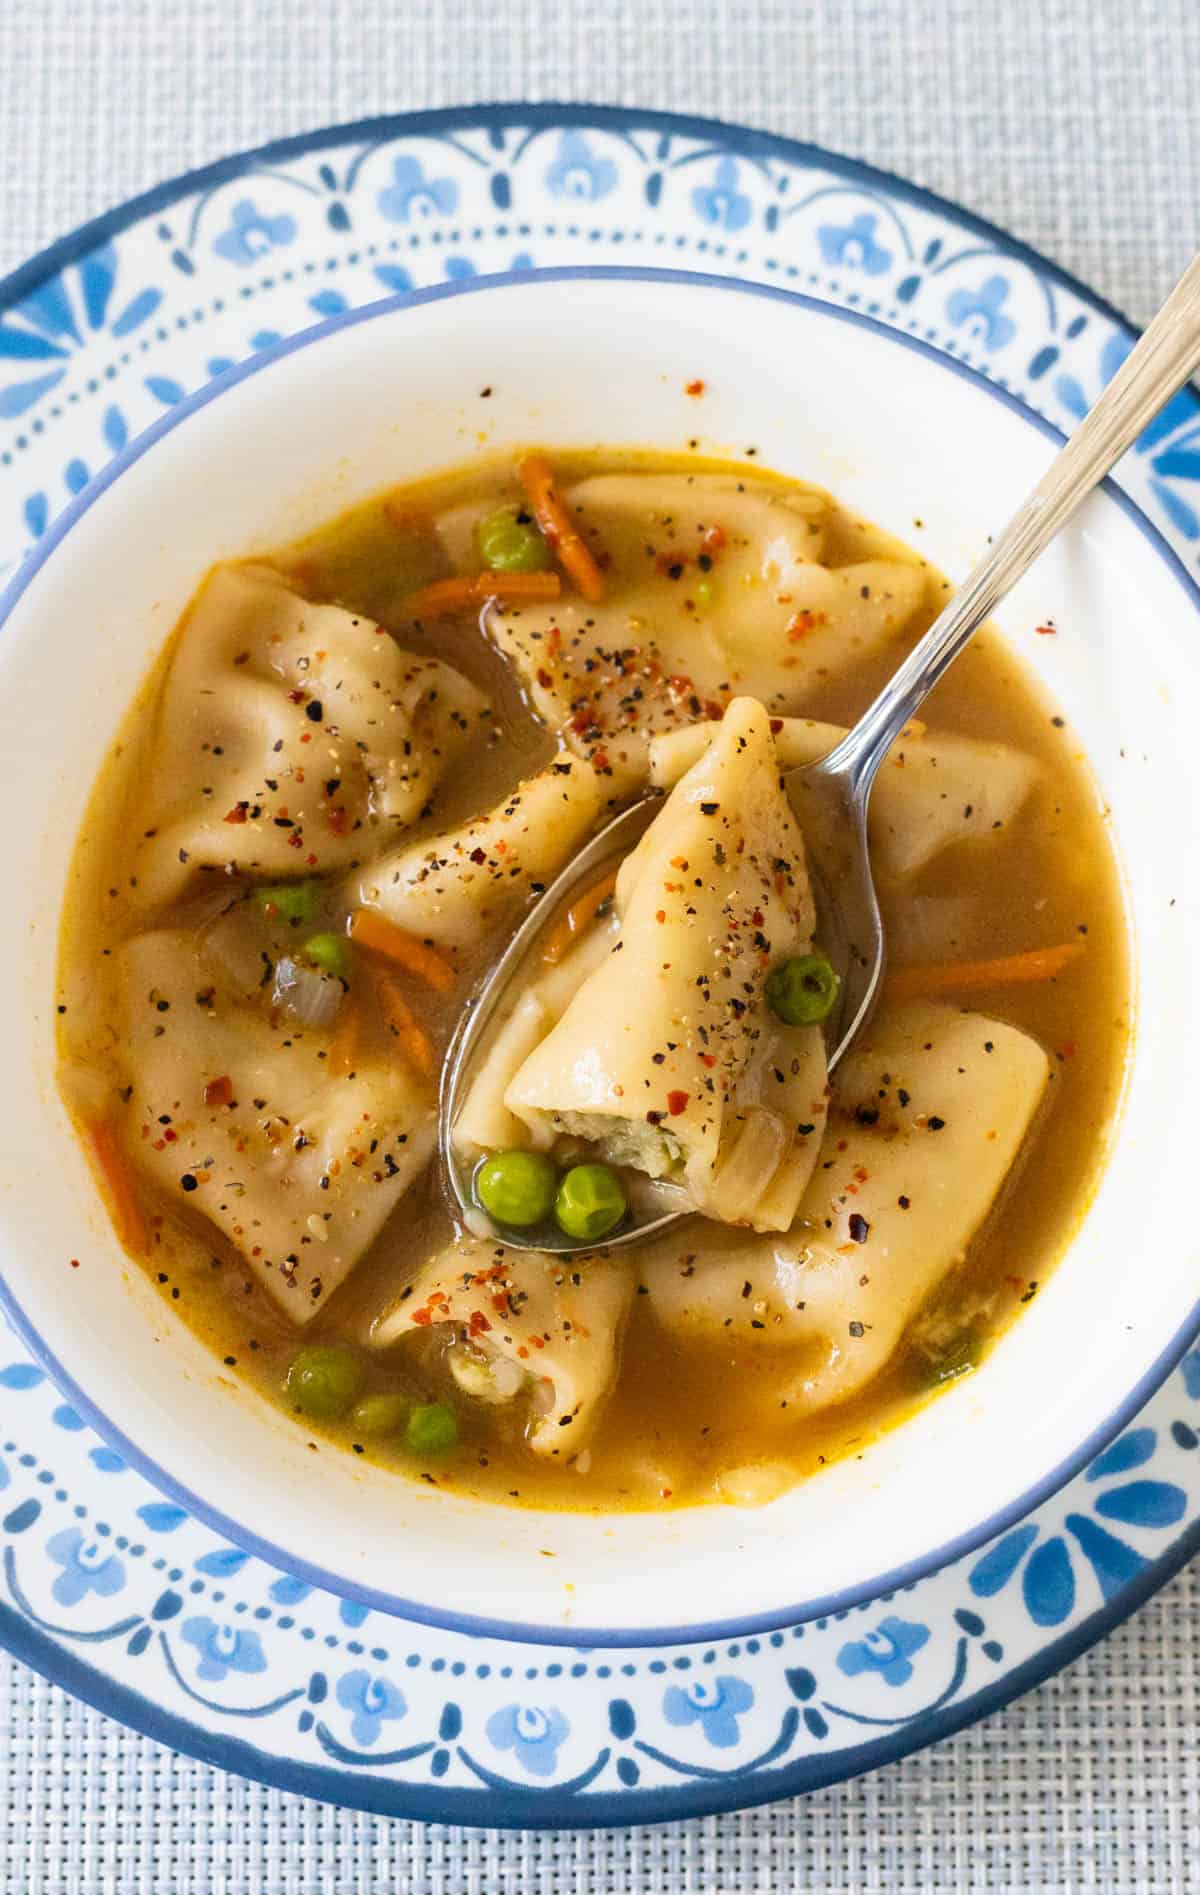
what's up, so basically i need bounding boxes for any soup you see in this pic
[56,451,1129,1511]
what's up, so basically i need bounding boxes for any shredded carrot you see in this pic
[349,909,457,992]
[401,570,561,619]
[541,868,619,964]
[83,1119,147,1254]
[885,941,1086,1000]
[373,974,437,1079]
[327,1000,361,1075]
[517,452,607,603]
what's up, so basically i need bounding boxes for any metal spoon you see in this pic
[441,250,1200,1254]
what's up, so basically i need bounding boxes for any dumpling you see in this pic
[641,1000,1049,1416]
[472,474,928,791]
[116,929,434,1320]
[130,564,490,907]
[498,698,830,1231]
[372,1239,635,1455]
[649,716,1039,881]
[354,753,604,949]
[453,913,619,1154]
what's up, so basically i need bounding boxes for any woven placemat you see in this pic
[1,0,1198,1886]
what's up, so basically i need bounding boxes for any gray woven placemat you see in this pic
[1,1,1198,1887]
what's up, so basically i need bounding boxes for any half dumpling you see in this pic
[131,563,490,907]
[116,929,435,1321]
[492,697,830,1231]
[640,1000,1050,1416]
[372,1239,635,1456]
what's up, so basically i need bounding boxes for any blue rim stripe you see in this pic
[0,102,1166,357]
[0,1511,1195,1826]
[2,260,1198,1652]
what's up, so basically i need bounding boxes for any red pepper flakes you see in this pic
[702,525,726,555]
[1035,622,1057,636]
[224,805,248,825]
[667,1090,690,1116]
[467,1309,492,1338]
[410,1307,433,1327]
[786,608,827,642]
[769,718,784,734]
[591,748,611,773]
[684,378,706,397]
[204,1075,233,1109]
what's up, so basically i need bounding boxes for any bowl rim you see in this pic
[3,261,1199,1648]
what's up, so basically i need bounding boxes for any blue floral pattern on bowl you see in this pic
[0,107,1198,1826]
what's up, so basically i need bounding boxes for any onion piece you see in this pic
[706,1106,789,1223]
[272,955,342,1029]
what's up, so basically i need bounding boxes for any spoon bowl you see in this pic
[441,250,1200,1256]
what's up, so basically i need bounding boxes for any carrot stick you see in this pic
[885,941,1086,1000]
[401,571,561,619]
[373,974,437,1079]
[349,909,457,992]
[540,868,619,964]
[83,1119,147,1254]
[327,999,361,1074]
[517,453,607,604]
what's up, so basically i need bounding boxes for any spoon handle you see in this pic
[822,248,1200,794]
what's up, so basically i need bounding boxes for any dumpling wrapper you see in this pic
[468,474,928,792]
[355,754,604,948]
[454,914,619,1155]
[117,930,434,1321]
[372,1239,635,1456]
[640,1000,1050,1416]
[131,564,490,907]
[649,717,1039,881]
[499,697,829,1231]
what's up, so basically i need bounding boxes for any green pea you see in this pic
[476,1149,559,1228]
[555,1163,628,1242]
[765,953,840,1026]
[303,931,353,983]
[406,1401,459,1455]
[477,503,551,573]
[349,1391,411,1437]
[285,1344,365,1421]
[255,880,321,924]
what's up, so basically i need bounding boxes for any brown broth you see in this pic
[56,451,1130,1511]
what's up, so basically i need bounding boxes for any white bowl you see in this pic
[0,269,1197,1646]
